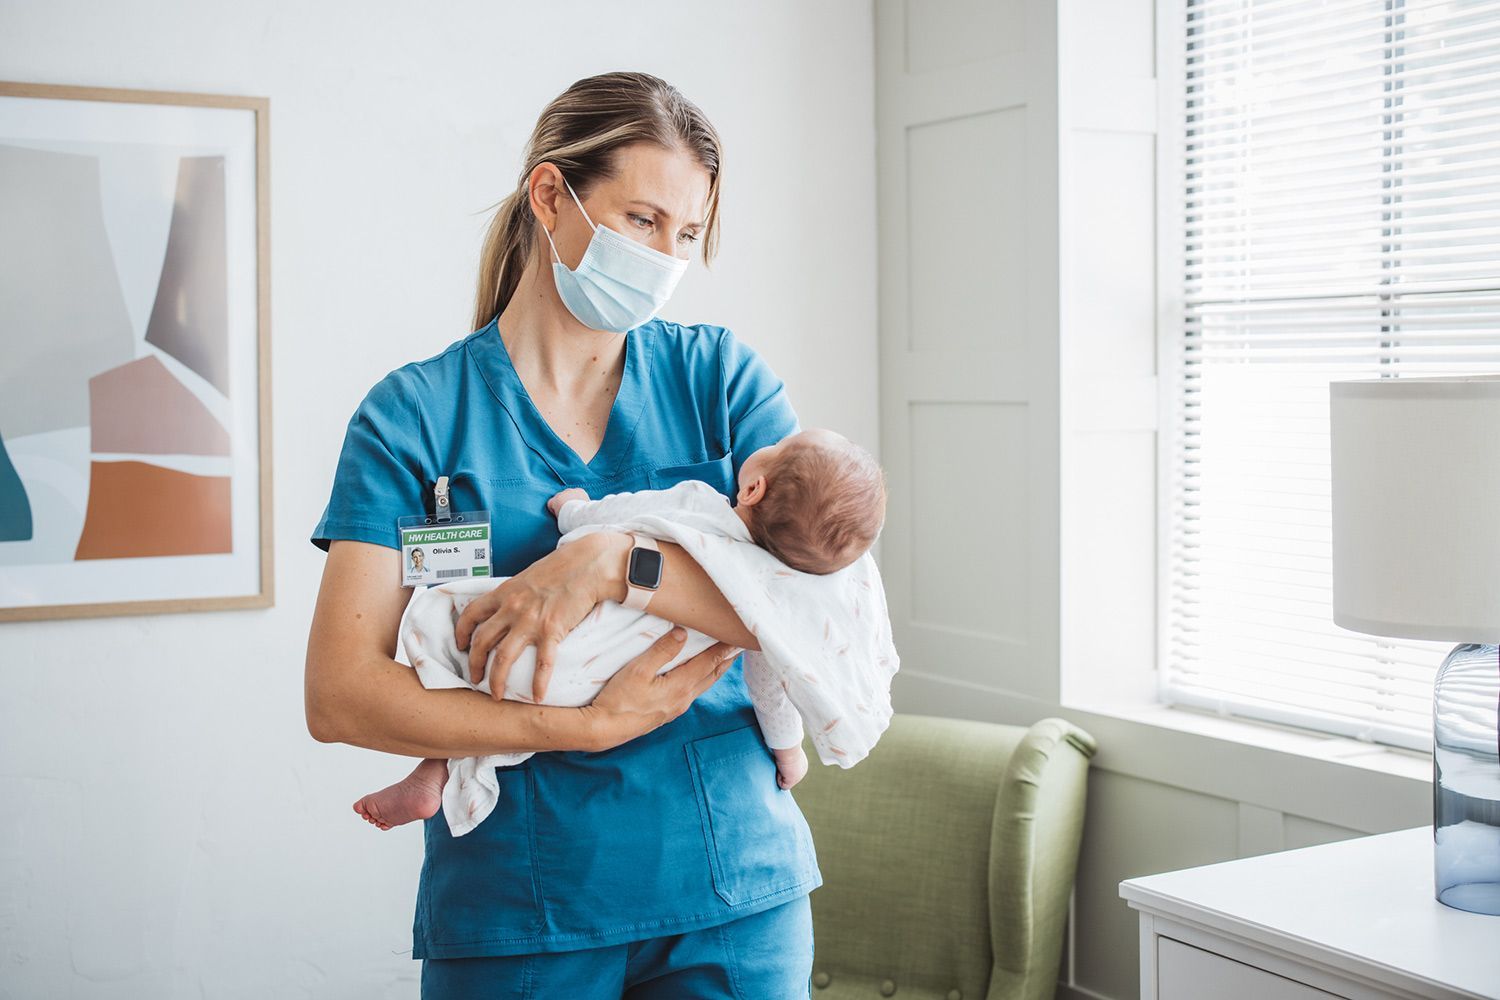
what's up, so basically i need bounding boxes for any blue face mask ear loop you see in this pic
[541,176,597,268]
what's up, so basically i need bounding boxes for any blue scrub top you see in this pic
[310,315,823,958]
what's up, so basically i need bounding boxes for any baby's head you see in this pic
[733,428,887,575]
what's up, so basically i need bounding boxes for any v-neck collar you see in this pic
[467,316,653,484]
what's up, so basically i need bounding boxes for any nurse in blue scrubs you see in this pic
[304,71,821,998]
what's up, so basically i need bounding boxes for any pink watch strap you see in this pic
[622,533,659,611]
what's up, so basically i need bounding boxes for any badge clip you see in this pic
[397,474,492,589]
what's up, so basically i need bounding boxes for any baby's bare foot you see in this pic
[353,758,447,830]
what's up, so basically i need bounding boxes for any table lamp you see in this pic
[1330,374,1500,916]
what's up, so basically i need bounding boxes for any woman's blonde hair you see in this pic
[471,71,724,332]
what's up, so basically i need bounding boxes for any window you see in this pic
[1165,0,1500,751]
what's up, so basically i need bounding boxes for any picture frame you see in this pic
[0,81,272,621]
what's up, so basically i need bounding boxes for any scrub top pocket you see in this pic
[685,723,817,907]
[648,454,734,497]
[477,477,567,573]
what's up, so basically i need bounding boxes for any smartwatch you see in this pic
[623,533,662,611]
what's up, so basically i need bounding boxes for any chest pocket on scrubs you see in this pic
[476,477,563,574]
[686,723,816,907]
[649,454,734,497]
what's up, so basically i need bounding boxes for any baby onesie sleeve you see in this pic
[310,370,426,552]
[554,486,667,537]
[720,328,802,487]
[744,652,806,751]
[556,481,733,539]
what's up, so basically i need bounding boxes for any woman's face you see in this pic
[537,142,711,269]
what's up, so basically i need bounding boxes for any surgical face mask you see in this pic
[542,178,690,333]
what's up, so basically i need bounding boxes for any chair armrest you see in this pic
[988,717,1098,1000]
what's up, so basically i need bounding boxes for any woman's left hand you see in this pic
[455,530,629,702]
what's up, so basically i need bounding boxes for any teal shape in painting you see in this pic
[0,431,33,541]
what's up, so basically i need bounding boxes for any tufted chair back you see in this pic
[791,714,1098,1000]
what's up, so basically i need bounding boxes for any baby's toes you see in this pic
[354,796,385,826]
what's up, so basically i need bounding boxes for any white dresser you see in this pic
[1118,826,1499,1000]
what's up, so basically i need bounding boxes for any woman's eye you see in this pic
[629,214,653,229]
[678,231,701,245]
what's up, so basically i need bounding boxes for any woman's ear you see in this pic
[529,161,567,234]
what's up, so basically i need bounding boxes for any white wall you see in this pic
[0,2,877,995]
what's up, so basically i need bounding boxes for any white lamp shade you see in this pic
[1330,374,1500,643]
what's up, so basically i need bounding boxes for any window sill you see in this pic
[1063,699,1431,784]
[1050,696,1433,831]
[897,669,1432,830]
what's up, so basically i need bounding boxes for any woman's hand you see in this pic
[455,531,629,701]
[582,627,744,751]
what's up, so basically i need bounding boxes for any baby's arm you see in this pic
[546,487,590,520]
[548,486,664,535]
[744,653,809,789]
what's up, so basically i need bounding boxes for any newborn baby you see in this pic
[354,427,894,835]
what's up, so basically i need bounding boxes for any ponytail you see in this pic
[472,187,535,333]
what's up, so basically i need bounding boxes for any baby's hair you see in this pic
[747,437,887,575]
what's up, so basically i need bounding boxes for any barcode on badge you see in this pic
[474,548,486,560]
[436,568,469,579]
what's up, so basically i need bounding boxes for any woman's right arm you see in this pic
[305,538,738,756]
[305,539,604,756]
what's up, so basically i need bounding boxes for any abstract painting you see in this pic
[0,82,272,620]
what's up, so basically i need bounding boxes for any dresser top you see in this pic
[1119,826,1500,999]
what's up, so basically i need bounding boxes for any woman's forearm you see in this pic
[311,648,603,757]
[308,530,754,755]
[588,530,760,651]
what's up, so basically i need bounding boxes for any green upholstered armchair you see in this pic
[793,714,1098,1000]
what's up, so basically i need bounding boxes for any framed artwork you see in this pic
[0,82,272,621]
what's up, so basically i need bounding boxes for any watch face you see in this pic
[628,547,664,589]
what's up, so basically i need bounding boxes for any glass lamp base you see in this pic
[1433,642,1500,916]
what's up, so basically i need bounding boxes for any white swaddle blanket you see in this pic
[398,478,900,837]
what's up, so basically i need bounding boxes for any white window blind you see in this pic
[1166,0,1500,751]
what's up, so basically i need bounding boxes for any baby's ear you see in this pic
[739,474,767,506]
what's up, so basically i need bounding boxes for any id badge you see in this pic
[397,474,491,588]
[398,512,491,587]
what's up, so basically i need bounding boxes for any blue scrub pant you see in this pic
[419,893,814,999]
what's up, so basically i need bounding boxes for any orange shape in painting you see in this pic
[90,355,230,456]
[74,461,231,559]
